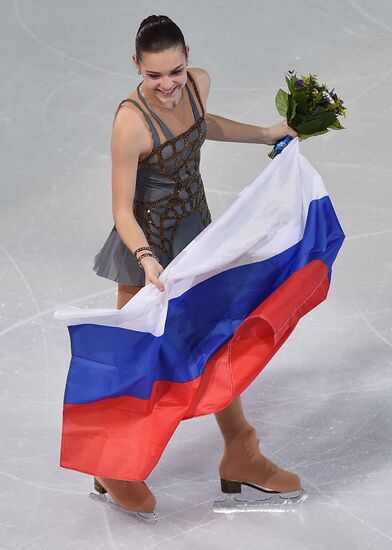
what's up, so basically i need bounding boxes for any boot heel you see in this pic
[94,477,107,494]
[220,478,242,493]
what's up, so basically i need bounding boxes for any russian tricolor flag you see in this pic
[55,138,345,481]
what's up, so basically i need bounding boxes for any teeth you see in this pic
[159,88,176,95]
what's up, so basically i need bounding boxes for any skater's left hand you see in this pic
[264,119,298,146]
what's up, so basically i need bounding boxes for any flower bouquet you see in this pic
[268,70,347,158]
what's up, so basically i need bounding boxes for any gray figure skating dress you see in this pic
[92,71,212,286]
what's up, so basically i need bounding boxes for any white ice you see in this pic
[1,0,391,548]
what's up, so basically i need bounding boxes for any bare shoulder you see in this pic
[187,67,211,89]
[112,100,152,159]
[187,67,211,110]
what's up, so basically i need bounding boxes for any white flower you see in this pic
[322,90,334,104]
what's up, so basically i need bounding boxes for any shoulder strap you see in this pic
[184,79,200,123]
[186,71,205,118]
[114,98,161,149]
[136,84,175,140]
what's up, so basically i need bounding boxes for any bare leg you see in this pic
[94,283,157,514]
[116,283,143,309]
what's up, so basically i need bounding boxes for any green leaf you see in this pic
[292,91,307,114]
[310,129,329,137]
[287,96,293,121]
[289,100,297,123]
[299,129,329,140]
[328,118,345,130]
[312,106,327,116]
[296,111,336,134]
[275,89,289,117]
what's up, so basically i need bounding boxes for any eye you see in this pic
[148,69,183,79]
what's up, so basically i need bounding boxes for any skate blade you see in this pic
[213,488,307,513]
[89,492,158,524]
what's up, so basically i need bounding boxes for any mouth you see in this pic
[156,86,178,97]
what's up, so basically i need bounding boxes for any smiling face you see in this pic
[133,45,189,107]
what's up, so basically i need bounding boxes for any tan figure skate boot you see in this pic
[91,476,157,523]
[218,424,305,499]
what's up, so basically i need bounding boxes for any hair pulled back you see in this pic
[135,15,187,62]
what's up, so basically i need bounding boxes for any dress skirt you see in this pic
[93,201,211,286]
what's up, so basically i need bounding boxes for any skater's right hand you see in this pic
[141,256,165,291]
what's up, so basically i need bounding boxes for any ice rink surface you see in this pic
[1,0,391,548]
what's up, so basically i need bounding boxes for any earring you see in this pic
[138,70,141,75]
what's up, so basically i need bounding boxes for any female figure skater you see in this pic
[92,14,300,517]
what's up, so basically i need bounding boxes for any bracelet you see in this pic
[134,246,154,260]
[136,252,159,271]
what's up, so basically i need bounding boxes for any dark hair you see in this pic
[135,15,187,62]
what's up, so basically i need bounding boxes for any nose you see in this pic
[161,76,175,90]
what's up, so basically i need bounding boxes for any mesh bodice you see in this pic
[113,71,211,260]
[93,71,212,286]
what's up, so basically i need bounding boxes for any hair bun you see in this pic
[135,15,186,62]
[138,15,169,34]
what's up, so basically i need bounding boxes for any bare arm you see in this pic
[195,68,296,145]
[111,107,149,254]
[111,106,164,288]
[205,112,270,144]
